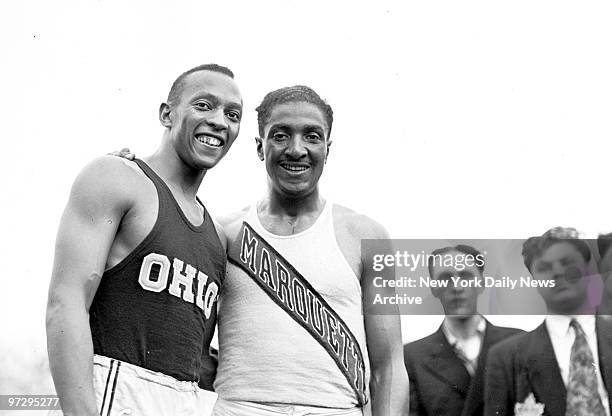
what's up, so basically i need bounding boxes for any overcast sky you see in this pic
[2,0,611,397]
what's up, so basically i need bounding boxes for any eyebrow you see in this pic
[536,255,576,266]
[191,93,242,111]
[303,125,325,133]
[559,256,577,262]
[268,123,325,133]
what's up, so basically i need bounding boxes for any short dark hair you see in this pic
[167,63,234,107]
[522,227,592,272]
[255,85,334,137]
[427,244,485,278]
[597,232,612,259]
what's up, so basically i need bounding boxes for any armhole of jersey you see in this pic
[330,203,363,291]
[198,198,225,250]
[101,163,163,277]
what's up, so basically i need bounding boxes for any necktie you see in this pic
[565,319,606,416]
[452,342,477,377]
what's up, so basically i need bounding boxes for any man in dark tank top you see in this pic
[46,64,242,416]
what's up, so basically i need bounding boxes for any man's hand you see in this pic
[108,147,135,160]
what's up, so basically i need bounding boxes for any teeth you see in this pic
[281,164,309,172]
[196,135,222,147]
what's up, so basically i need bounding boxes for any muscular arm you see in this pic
[361,223,410,415]
[46,157,133,416]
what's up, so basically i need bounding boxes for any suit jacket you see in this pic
[484,315,612,416]
[404,321,522,416]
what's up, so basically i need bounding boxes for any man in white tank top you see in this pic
[214,86,409,415]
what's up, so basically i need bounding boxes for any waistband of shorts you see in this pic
[215,399,363,415]
[93,354,200,393]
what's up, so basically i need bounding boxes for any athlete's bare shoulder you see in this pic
[332,203,390,241]
[72,156,150,208]
[217,205,250,246]
[331,203,390,280]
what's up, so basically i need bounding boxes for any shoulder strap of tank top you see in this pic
[195,196,210,227]
[246,203,259,228]
[133,158,170,212]
[227,221,368,406]
[134,159,208,231]
[319,199,334,231]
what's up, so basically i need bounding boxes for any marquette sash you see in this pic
[227,222,368,406]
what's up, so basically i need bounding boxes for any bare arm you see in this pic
[46,157,132,416]
[361,224,410,415]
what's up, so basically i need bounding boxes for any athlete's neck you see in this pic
[265,186,324,218]
[444,315,482,340]
[144,145,206,200]
[257,186,326,235]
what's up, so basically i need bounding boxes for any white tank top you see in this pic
[214,201,369,408]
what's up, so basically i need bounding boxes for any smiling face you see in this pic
[529,241,590,314]
[257,101,331,198]
[162,70,242,171]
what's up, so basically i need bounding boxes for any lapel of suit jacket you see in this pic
[422,325,472,398]
[461,320,496,416]
[525,322,567,416]
[596,315,612,409]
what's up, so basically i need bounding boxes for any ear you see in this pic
[325,139,333,163]
[255,137,264,161]
[430,286,442,300]
[159,102,172,128]
[475,273,485,295]
[476,283,485,296]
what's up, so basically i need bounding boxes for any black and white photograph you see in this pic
[2,1,612,415]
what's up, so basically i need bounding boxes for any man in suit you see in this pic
[597,232,612,315]
[485,227,612,416]
[404,244,522,416]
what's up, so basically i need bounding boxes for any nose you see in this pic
[450,279,464,295]
[452,284,465,295]
[205,109,228,131]
[552,262,566,279]
[285,136,307,158]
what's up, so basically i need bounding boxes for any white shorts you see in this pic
[93,354,217,416]
[212,399,363,416]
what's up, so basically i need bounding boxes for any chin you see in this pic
[275,183,314,198]
[193,157,222,171]
[549,300,587,314]
[452,312,474,318]
[445,308,467,316]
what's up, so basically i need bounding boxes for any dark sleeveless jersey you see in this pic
[89,159,225,382]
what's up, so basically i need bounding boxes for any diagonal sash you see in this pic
[227,221,368,406]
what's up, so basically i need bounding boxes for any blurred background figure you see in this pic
[486,227,611,416]
[404,244,522,416]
